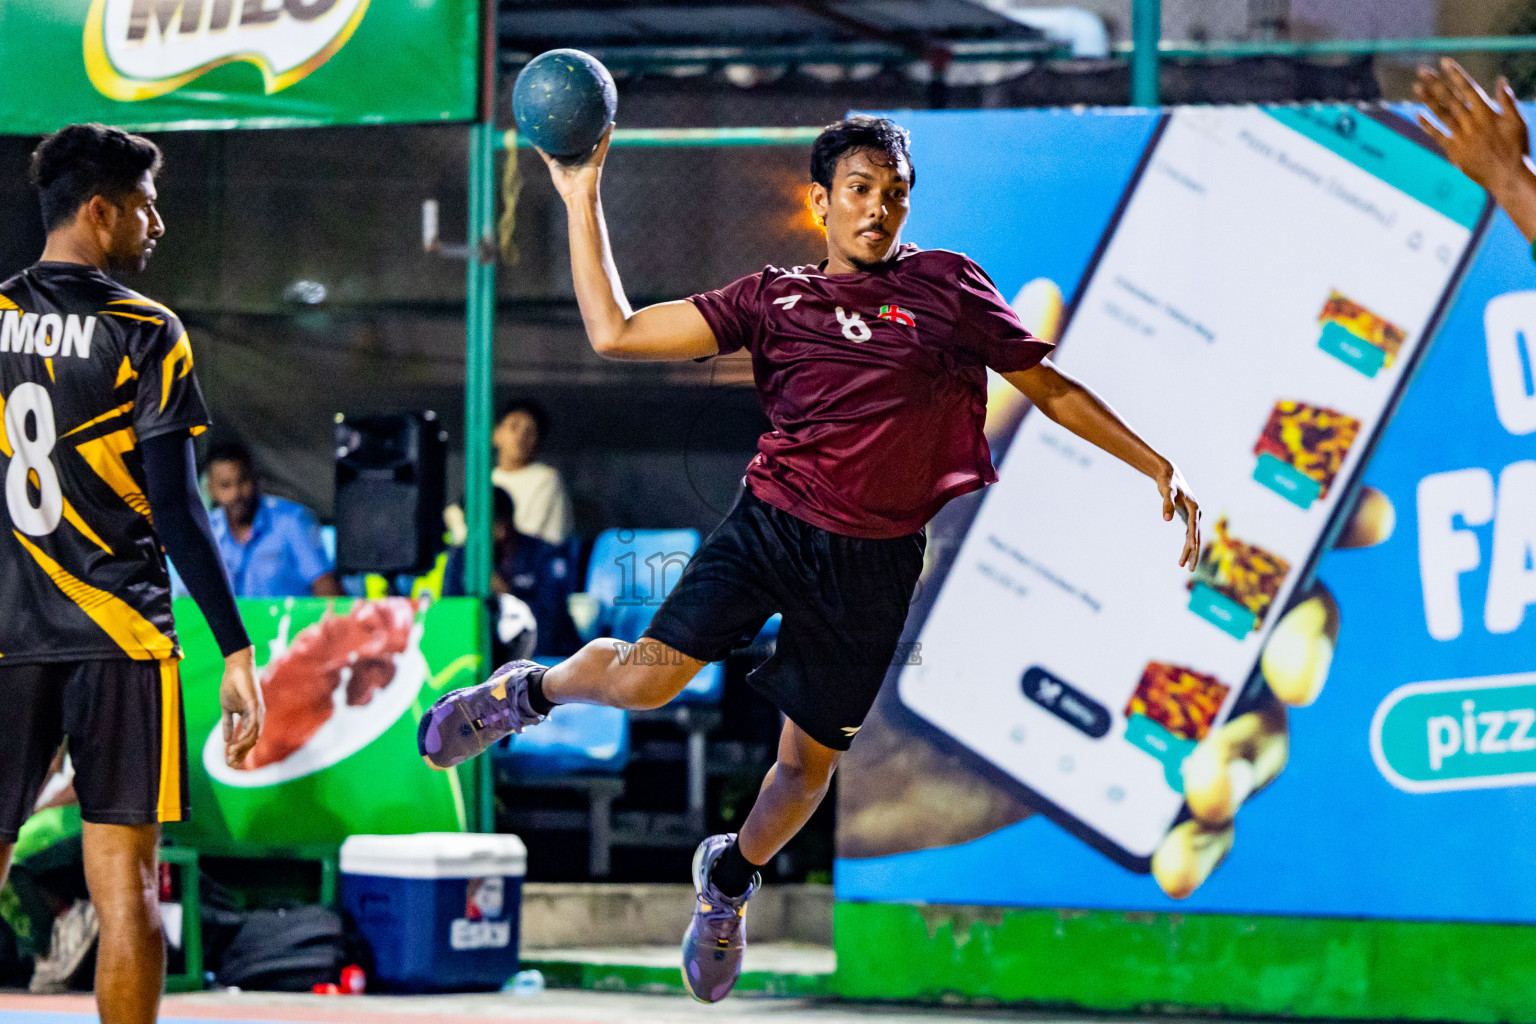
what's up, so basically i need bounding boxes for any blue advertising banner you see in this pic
[835,105,1536,923]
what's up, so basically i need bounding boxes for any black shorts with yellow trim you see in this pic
[0,657,188,841]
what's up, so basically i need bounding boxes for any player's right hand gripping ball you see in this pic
[512,49,617,163]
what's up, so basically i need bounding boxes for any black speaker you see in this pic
[334,411,447,576]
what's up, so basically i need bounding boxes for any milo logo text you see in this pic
[85,0,370,101]
[125,0,346,42]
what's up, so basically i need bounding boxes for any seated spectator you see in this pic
[492,399,573,545]
[205,442,342,598]
[444,489,580,656]
[0,750,93,994]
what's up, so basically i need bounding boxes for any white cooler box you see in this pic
[340,832,526,993]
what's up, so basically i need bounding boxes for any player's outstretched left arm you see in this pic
[1003,359,1201,568]
[537,124,722,361]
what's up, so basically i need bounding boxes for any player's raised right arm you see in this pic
[539,125,720,361]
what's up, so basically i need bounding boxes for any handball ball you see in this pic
[512,49,617,162]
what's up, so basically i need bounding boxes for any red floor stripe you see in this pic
[0,994,595,1024]
[0,996,95,1014]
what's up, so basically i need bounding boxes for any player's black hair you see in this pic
[497,398,551,447]
[205,441,254,472]
[810,116,914,192]
[29,123,163,232]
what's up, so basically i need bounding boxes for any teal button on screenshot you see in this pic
[1253,452,1322,509]
[1125,714,1198,792]
[1188,582,1257,639]
[1318,321,1386,377]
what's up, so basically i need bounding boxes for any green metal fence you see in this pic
[1125,0,1536,105]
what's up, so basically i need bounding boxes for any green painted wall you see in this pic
[523,958,831,997]
[834,901,1536,1021]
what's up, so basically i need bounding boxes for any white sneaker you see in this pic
[29,900,98,994]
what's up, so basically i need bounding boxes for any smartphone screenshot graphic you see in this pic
[897,105,1492,868]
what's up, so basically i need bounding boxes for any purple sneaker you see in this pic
[417,660,545,770]
[680,834,759,1003]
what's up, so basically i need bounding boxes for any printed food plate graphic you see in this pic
[204,598,426,788]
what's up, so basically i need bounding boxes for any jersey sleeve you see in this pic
[687,269,771,357]
[131,313,212,442]
[954,257,1054,373]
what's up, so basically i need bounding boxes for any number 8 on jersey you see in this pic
[4,382,62,537]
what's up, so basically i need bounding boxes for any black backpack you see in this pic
[213,905,358,992]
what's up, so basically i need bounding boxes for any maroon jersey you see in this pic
[690,244,1052,539]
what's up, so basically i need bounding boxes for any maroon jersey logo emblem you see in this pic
[878,304,916,327]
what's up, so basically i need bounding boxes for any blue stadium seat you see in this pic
[584,528,724,706]
[495,702,630,778]
[495,657,629,778]
[575,529,736,841]
[585,528,697,633]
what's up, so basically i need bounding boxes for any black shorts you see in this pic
[0,658,188,842]
[645,488,925,751]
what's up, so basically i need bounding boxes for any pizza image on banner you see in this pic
[1316,289,1407,377]
[1185,517,1291,638]
[85,0,372,101]
[1252,399,1361,508]
[1125,661,1231,743]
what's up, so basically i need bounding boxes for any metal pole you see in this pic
[464,0,497,605]
[1131,0,1161,107]
[466,0,498,834]
[464,123,494,604]
[1142,34,1536,58]
[498,125,826,149]
[687,723,707,835]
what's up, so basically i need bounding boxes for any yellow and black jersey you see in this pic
[0,261,211,665]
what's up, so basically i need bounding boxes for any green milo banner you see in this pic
[0,0,478,134]
[167,596,486,847]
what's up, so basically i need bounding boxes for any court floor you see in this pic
[0,991,1215,1024]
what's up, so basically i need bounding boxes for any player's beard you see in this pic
[107,234,154,275]
[848,250,892,272]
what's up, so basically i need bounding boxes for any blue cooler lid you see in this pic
[340,833,527,880]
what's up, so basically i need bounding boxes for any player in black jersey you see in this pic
[0,125,263,1024]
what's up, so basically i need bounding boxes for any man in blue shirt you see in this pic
[205,442,341,598]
